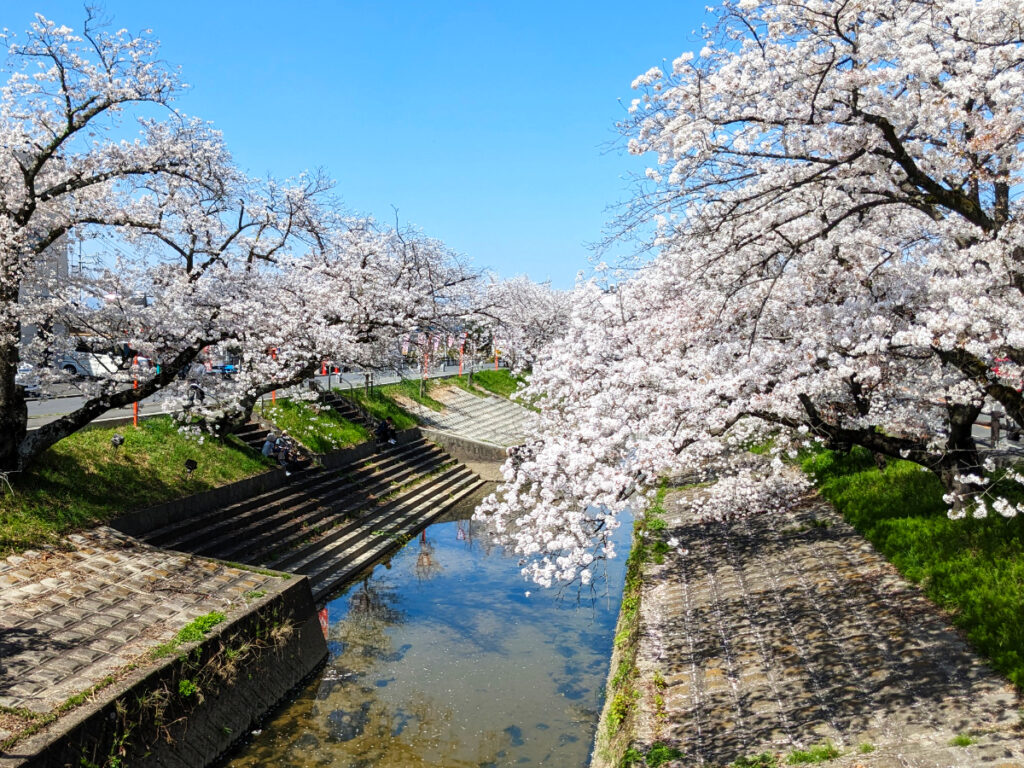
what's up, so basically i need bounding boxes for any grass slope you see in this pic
[803,446,1024,688]
[337,386,419,430]
[465,368,525,398]
[1,417,269,555]
[260,399,369,453]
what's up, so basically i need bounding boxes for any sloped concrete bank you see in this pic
[590,490,1024,768]
[5,572,326,768]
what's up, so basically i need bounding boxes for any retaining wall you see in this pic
[7,574,327,768]
[419,427,508,464]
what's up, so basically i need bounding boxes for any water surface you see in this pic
[223,509,631,767]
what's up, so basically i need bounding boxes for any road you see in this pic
[24,363,490,430]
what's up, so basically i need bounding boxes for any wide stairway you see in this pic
[139,435,483,603]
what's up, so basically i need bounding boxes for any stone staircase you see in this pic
[404,386,532,447]
[232,420,272,452]
[139,436,483,603]
[320,390,373,429]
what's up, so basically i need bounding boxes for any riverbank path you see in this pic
[623,492,1023,767]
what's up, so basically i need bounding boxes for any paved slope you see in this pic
[401,386,532,448]
[609,495,1023,768]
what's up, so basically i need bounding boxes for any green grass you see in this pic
[336,386,419,430]
[465,368,525,398]
[949,733,976,747]
[259,398,369,453]
[730,753,780,768]
[174,611,226,643]
[786,742,840,764]
[0,417,270,555]
[802,446,1024,688]
[383,378,446,411]
[605,483,671,757]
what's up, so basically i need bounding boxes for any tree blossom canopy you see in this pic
[480,0,1024,587]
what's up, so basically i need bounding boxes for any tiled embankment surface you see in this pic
[0,526,279,745]
[399,386,533,447]
[629,494,1023,767]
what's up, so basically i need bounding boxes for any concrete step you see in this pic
[157,441,445,554]
[298,467,477,581]
[142,440,432,547]
[297,468,477,593]
[213,453,457,564]
[270,463,470,574]
[232,421,271,450]
[309,473,485,602]
[321,394,372,428]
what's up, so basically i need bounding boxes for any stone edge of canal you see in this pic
[7,573,327,768]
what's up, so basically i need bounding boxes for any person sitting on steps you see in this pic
[374,418,397,447]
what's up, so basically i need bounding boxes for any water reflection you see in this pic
[223,510,631,768]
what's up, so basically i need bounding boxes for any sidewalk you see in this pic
[609,492,1023,767]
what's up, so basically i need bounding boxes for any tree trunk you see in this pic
[936,402,986,513]
[0,331,28,472]
[211,361,320,438]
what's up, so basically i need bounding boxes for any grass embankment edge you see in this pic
[593,484,684,768]
[0,417,272,556]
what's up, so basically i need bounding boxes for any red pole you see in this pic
[271,348,277,403]
[321,360,327,376]
[132,355,139,427]
[494,348,499,371]
[459,342,464,377]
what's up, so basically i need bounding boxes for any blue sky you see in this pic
[14,1,711,287]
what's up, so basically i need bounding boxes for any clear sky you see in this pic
[12,1,712,288]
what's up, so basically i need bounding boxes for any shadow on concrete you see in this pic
[649,503,1011,765]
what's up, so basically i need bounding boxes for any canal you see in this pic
[221,505,632,767]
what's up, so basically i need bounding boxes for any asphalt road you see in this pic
[24,363,485,429]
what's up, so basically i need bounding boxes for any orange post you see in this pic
[494,349,499,371]
[132,355,139,427]
[271,348,278,403]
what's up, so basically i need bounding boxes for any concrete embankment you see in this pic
[6,566,325,768]
[0,526,326,768]
[591,490,1023,768]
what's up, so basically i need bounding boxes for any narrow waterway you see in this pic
[222,507,632,768]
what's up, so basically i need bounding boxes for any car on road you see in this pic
[55,352,119,378]
[16,363,42,397]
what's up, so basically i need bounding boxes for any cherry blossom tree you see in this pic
[481,275,572,371]
[0,12,240,470]
[481,0,1024,587]
[187,218,480,434]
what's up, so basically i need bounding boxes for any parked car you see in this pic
[15,363,41,397]
[55,352,119,378]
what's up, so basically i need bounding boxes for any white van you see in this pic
[55,352,120,378]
